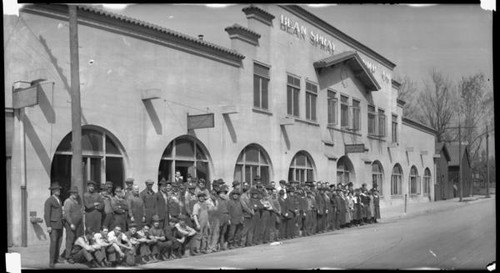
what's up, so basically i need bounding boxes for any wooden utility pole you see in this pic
[458,120,462,202]
[69,5,83,195]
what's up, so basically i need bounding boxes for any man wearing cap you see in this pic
[111,186,128,231]
[229,180,240,197]
[83,180,104,233]
[269,185,281,242]
[227,188,243,249]
[100,181,114,230]
[248,188,264,245]
[154,179,170,229]
[63,186,84,261]
[167,182,182,220]
[173,214,197,257]
[127,185,146,230]
[140,179,157,227]
[239,182,254,247]
[194,178,210,197]
[209,184,230,252]
[315,186,326,234]
[124,178,135,201]
[192,191,214,254]
[277,189,288,240]
[44,182,64,268]
[278,180,288,199]
[149,215,172,260]
[258,184,273,243]
[184,182,198,229]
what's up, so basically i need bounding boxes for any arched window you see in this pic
[423,168,431,195]
[409,165,420,195]
[51,127,125,202]
[337,156,354,185]
[158,136,211,183]
[234,144,272,187]
[391,164,403,195]
[288,151,315,184]
[372,160,384,194]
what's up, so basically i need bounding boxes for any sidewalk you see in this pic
[7,195,494,270]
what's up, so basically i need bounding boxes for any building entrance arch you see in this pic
[337,156,356,185]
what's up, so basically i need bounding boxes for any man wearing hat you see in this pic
[239,182,253,247]
[278,180,288,199]
[101,181,115,230]
[111,186,129,231]
[83,180,104,234]
[269,185,281,242]
[154,179,170,229]
[277,189,288,240]
[192,191,213,254]
[229,180,240,197]
[63,186,84,261]
[227,188,243,249]
[315,186,326,234]
[140,179,157,227]
[285,187,299,239]
[149,215,172,260]
[208,184,230,252]
[44,182,64,268]
[127,185,146,230]
[124,178,135,201]
[183,182,198,228]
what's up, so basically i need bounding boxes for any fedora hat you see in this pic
[49,182,62,190]
[69,186,79,193]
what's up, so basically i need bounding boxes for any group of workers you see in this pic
[44,172,381,268]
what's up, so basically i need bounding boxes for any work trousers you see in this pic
[218,219,229,249]
[311,210,317,235]
[316,213,325,233]
[71,248,94,264]
[49,228,63,265]
[208,218,221,251]
[304,211,313,236]
[240,217,252,247]
[252,211,263,245]
[151,241,172,257]
[102,213,113,230]
[249,213,260,245]
[260,210,272,243]
[63,221,84,259]
[227,222,243,247]
[285,214,296,238]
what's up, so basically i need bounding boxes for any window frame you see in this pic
[340,94,350,129]
[409,166,420,195]
[352,99,361,132]
[234,144,272,188]
[287,74,301,118]
[372,161,384,196]
[327,89,338,126]
[391,114,398,143]
[288,151,315,185]
[253,62,271,111]
[378,108,386,137]
[368,104,377,136]
[423,168,431,195]
[391,164,403,196]
[305,81,318,122]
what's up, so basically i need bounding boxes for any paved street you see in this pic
[141,197,495,270]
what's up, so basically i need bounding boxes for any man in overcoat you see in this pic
[155,179,170,229]
[83,180,104,233]
[63,186,84,261]
[44,182,64,268]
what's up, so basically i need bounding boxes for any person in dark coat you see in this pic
[354,188,364,226]
[154,179,170,229]
[63,186,84,261]
[83,180,104,233]
[250,187,265,245]
[227,189,244,249]
[44,182,64,268]
[277,189,288,240]
[140,179,157,227]
[239,182,254,247]
[111,186,128,231]
[372,189,381,223]
[315,187,326,233]
[127,185,146,230]
[360,184,371,224]
[286,188,299,238]
[100,181,114,230]
[123,177,135,201]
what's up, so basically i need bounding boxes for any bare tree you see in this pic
[417,69,457,142]
[395,75,422,121]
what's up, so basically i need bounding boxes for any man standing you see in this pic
[111,186,128,231]
[123,178,135,200]
[239,182,253,247]
[140,179,157,227]
[127,185,146,229]
[155,179,170,229]
[44,182,64,268]
[183,182,198,228]
[100,181,114,230]
[63,186,84,261]
[83,180,104,233]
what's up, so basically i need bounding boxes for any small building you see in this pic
[434,142,451,200]
[447,143,472,198]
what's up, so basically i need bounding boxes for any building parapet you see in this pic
[402,117,437,136]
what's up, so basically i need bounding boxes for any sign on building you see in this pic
[13,85,39,109]
[345,144,368,153]
[187,113,215,130]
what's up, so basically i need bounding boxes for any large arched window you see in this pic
[158,136,211,183]
[234,144,272,187]
[409,165,420,195]
[372,160,384,194]
[288,151,315,184]
[391,164,403,196]
[51,127,125,202]
[423,168,431,196]
[337,156,355,185]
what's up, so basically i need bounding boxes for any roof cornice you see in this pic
[392,79,402,90]
[21,4,245,67]
[242,5,275,26]
[402,117,437,136]
[279,5,396,70]
[225,24,261,46]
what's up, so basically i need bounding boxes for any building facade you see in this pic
[434,142,451,201]
[5,4,436,247]
[447,143,472,198]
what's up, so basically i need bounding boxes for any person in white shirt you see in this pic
[107,226,133,265]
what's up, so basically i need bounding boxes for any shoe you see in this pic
[150,255,158,263]
[67,259,75,264]
[49,263,55,268]
[141,257,150,264]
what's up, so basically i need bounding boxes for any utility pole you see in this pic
[69,5,83,195]
[486,125,490,198]
[458,120,462,202]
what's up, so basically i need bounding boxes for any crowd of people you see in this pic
[44,172,381,268]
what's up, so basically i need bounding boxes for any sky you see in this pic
[105,4,493,89]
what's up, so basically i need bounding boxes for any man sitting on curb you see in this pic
[149,215,172,261]
[173,214,197,257]
[136,224,158,263]
[93,227,116,267]
[107,226,134,266]
[69,229,101,268]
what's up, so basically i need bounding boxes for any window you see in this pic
[409,166,420,195]
[423,168,431,195]
[372,161,384,195]
[253,63,270,110]
[327,90,337,125]
[340,95,349,128]
[51,127,125,202]
[337,156,354,185]
[234,144,272,187]
[391,164,402,195]
[287,75,300,117]
[368,105,376,136]
[378,109,386,137]
[392,114,398,143]
[305,82,318,121]
[159,137,210,183]
[288,151,315,184]
[352,100,360,131]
